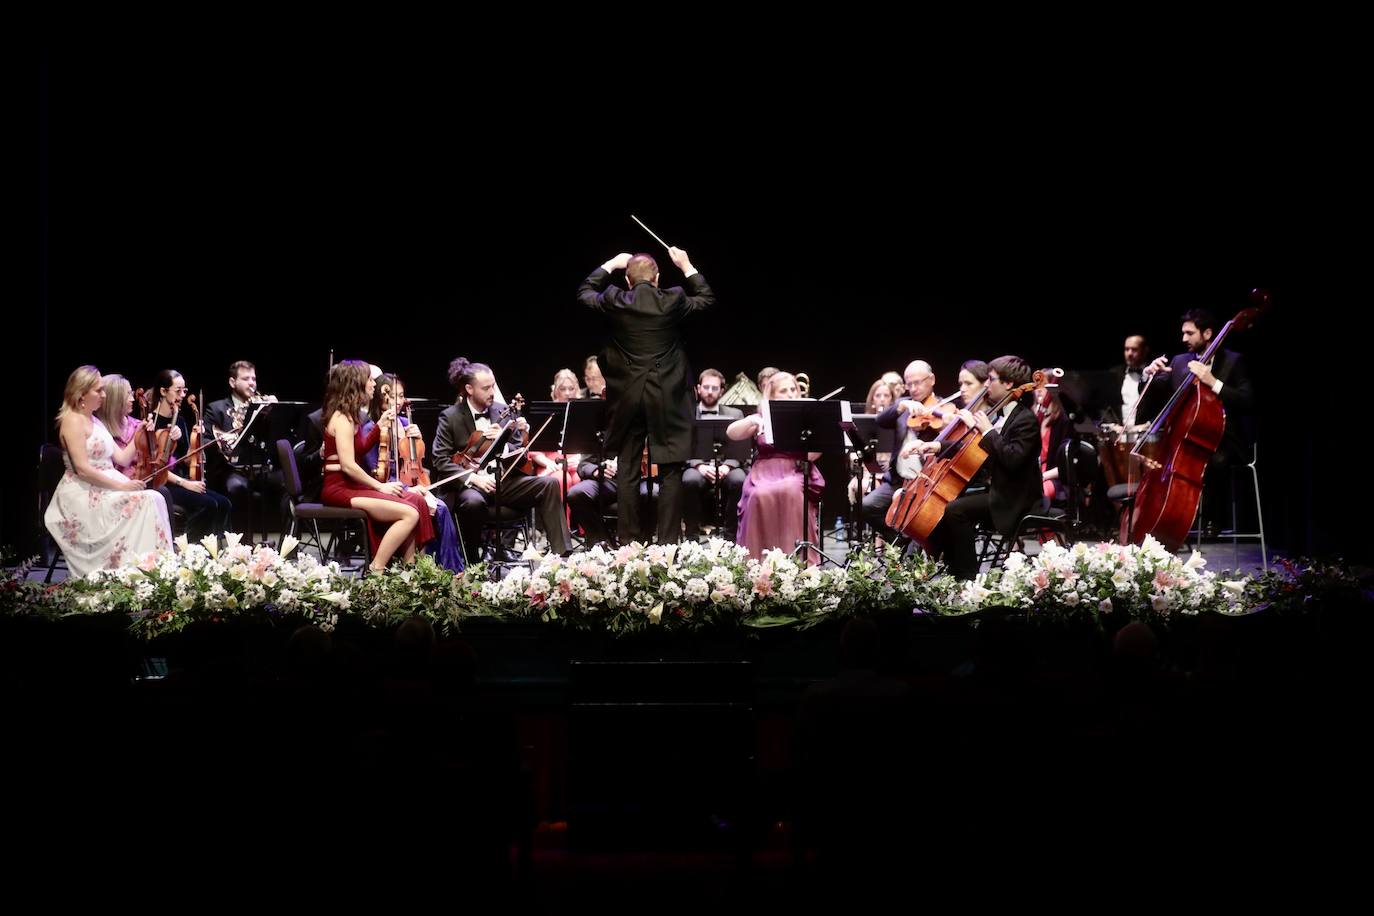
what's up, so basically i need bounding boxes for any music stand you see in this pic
[692,418,752,535]
[560,400,611,542]
[842,413,886,547]
[761,398,850,567]
[524,400,569,498]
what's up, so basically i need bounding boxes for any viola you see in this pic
[905,392,961,432]
[186,392,204,482]
[374,388,393,483]
[397,399,431,488]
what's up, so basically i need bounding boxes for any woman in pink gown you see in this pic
[728,371,825,564]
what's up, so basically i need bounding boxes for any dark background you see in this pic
[14,49,1365,561]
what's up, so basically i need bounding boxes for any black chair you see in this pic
[276,439,370,570]
[38,444,67,583]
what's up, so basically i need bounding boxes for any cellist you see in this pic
[911,356,1043,580]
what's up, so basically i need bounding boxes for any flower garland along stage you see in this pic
[3,534,1329,641]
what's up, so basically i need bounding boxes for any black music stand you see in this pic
[691,418,752,535]
[762,399,849,567]
[842,413,887,548]
[560,400,611,543]
[524,400,569,498]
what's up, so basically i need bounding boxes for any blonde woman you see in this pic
[727,371,825,564]
[45,366,172,576]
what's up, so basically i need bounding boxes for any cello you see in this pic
[886,369,1061,549]
[1125,299,1265,549]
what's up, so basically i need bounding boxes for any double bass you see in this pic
[886,369,1060,549]
[1125,299,1265,549]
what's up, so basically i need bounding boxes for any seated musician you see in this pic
[151,369,233,542]
[909,356,1042,580]
[430,357,570,564]
[580,356,606,400]
[861,359,947,544]
[319,360,433,573]
[359,373,464,572]
[682,368,746,542]
[728,371,825,564]
[848,378,897,520]
[533,369,583,489]
[203,360,285,543]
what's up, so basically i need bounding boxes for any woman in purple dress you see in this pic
[728,371,825,564]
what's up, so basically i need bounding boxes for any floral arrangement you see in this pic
[950,535,1249,623]
[54,533,353,639]
[7,533,1365,640]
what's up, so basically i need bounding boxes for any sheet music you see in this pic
[759,398,850,446]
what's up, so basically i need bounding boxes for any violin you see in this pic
[374,387,393,483]
[397,399,430,488]
[640,445,658,479]
[454,394,526,472]
[133,387,179,490]
[186,392,204,482]
[905,392,961,432]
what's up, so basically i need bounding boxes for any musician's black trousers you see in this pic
[616,434,683,545]
[682,466,746,539]
[927,492,994,581]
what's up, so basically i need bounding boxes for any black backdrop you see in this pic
[13,50,1365,561]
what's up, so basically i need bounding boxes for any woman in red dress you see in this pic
[320,360,434,573]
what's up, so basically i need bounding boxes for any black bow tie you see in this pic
[701,409,718,415]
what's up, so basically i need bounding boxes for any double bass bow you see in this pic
[1125,295,1268,549]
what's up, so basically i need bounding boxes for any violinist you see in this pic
[359,373,464,572]
[203,361,286,543]
[431,357,570,564]
[860,359,944,544]
[150,369,233,541]
[911,356,1043,580]
[848,378,897,508]
[534,369,584,485]
[319,361,433,573]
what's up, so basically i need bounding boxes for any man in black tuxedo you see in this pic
[203,360,285,543]
[914,356,1043,580]
[1143,309,1255,465]
[577,246,715,544]
[1143,308,1256,534]
[431,357,570,563]
[682,368,746,541]
[1110,334,1171,428]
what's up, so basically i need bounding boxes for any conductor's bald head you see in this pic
[626,254,659,287]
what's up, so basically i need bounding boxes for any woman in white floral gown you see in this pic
[45,366,172,577]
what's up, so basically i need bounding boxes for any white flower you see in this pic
[647,602,663,624]
[277,588,298,608]
[200,534,219,558]
[1003,552,1027,572]
[661,581,683,600]
[1150,593,1169,613]
[1221,579,1247,595]
[1098,598,1113,613]
[174,534,190,554]
[224,532,243,551]
[1063,591,1079,607]
[583,588,604,605]
[521,545,545,561]
[684,578,709,601]
[178,594,196,610]
[278,534,299,559]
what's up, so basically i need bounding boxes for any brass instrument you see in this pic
[719,372,763,407]
[795,372,811,398]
